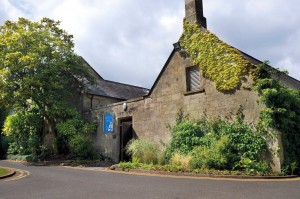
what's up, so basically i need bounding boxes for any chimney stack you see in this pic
[185,0,207,28]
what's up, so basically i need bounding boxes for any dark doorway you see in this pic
[119,118,134,162]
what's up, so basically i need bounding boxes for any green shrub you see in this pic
[254,74,300,167]
[189,135,234,170]
[198,116,266,161]
[166,110,267,171]
[69,134,96,160]
[126,139,162,164]
[2,111,43,157]
[56,113,97,155]
[236,158,270,175]
[165,120,203,160]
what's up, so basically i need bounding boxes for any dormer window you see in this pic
[186,66,201,91]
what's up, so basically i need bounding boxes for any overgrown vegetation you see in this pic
[0,18,97,161]
[253,62,300,173]
[126,139,164,165]
[179,20,300,175]
[180,20,253,91]
[121,110,271,175]
[56,109,97,159]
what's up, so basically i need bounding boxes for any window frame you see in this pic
[186,66,201,92]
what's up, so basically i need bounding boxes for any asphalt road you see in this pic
[0,160,300,199]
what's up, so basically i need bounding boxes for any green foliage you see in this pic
[56,109,97,156]
[250,61,271,84]
[180,20,253,91]
[254,69,300,169]
[2,110,43,157]
[236,158,270,175]
[166,111,266,172]
[117,162,274,176]
[165,120,203,160]
[69,134,96,160]
[189,135,234,170]
[126,139,163,165]
[0,18,93,113]
[290,162,298,175]
[133,110,266,173]
[0,18,96,159]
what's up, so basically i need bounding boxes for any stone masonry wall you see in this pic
[91,51,271,163]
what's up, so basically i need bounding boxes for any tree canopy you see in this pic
[0,18,95,159]
[0,17,92,116]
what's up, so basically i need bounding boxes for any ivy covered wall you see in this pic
[180,20,254,91]
[179,20,300,170]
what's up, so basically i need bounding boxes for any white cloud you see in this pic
[0,0,299,88]
[278,57,300,78]
[160,15,182,32]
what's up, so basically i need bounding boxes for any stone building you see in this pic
[87,0,300,171]
[80,59,149,120]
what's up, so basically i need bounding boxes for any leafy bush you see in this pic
[69,134,96,160]
[2,104,97,160]
[165,120,203,160]
[189,135,234,170]
[56,110,97,155]
[126,139,163,164]
[254,73,300,169]
[236,158,270,175]
[166,110,267,172]
[2,111,43,157]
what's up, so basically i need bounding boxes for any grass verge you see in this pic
[0,167,10,176]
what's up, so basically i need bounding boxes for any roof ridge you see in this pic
[101,79,149,90]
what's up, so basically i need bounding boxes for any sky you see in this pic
[0,0,300,89]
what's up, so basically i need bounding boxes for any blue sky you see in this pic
[1,0,300,88]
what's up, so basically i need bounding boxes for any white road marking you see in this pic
[4,169,30,182]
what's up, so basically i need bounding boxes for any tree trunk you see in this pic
[42,117,58,155]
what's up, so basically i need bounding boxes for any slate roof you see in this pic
[81,58,149,100]
[87,79,149,100]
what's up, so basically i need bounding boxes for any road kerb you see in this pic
[0,167,16,179]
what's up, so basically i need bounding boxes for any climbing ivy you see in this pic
[180,19,300,171]
[180,20,253,91]
[253,63,300,168]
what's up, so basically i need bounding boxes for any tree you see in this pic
[0,18,94,157]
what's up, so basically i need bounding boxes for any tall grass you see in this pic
[170,152,192,170]
[126,139,163,164]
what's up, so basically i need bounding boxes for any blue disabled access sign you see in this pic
[104,113,114,134]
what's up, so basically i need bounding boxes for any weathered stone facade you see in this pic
[87,0,299,171]
[91,50,268,163]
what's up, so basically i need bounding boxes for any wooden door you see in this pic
[120,119,133,162]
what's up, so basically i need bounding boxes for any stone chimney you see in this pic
[185,0,207,28]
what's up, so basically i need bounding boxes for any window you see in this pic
[186,66,201,92]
